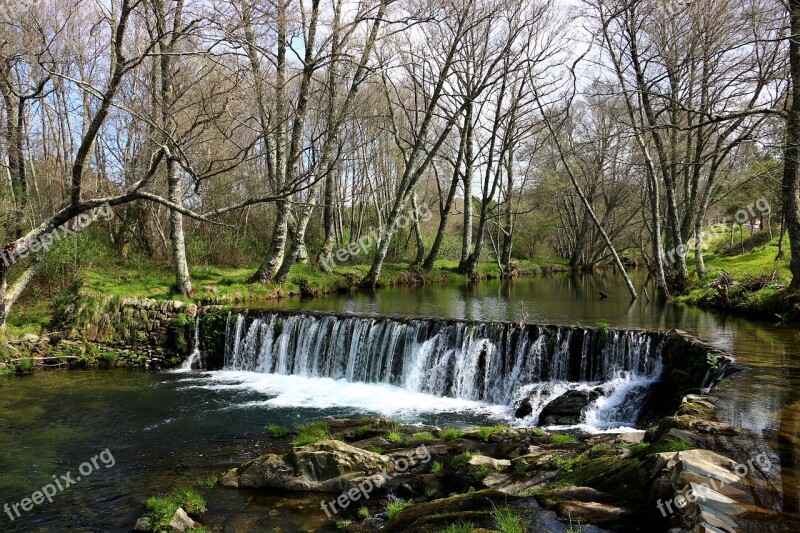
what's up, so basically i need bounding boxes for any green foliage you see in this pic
[431,460,444,474]
[201,474,218,488]
[513,460,528,475]
[172,486,207,515]
[437,521,476,533]
[648,438,692,454]
[549,454,586,473]
[335,518,352,529]
[143,496,178,533]
[410,431,436,443]
[367,446,385,454]
[267,424,290,439]
[357,506,370,519]
[293,421,329,446]
[16,358,33,373]
[491,506,525,533]
[385,500,411,519]
[441,428,463,441]
[386,431,405,444]
[531,427,547,437]
[551,434,576,444]
[597,319,610,349]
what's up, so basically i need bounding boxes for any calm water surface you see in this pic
[1,271,798,531]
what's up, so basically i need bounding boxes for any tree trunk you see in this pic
[167,157,192,295]
[785,0,800,290]
[251,199,290,283]
[410,192,425,267]
[458,103,474,272]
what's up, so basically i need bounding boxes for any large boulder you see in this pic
[220,439,393,492]
[538,389,601,425]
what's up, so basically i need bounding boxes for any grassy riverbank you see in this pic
[675,228,799,321]
[4,257,569,339]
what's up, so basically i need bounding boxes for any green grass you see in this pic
[491,506,525,533]
[335,518,352,529]
[293,421,329,446]
[410,431,437,443]
[675,232,797,318]
[441,428,463,441]
[201,474,218,488]
[628,438,691,458]
[142,486,207,533]
[267,424,290,439]
[386,431,405,444]
[437,521,476,533]
[431,460,444,474]
[357,506,370,519]
[551,434,577,444]
[386,500,412,519]
[74,258,567,307]
[172,487,207,515]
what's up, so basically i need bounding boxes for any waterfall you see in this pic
[221,311,665,426]
[178,313,202,371]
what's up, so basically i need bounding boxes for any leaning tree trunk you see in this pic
[410,193,425,267]
[785,0,800,290]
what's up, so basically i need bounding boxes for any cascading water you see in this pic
[178,313,202,371]
[221,311,666,429]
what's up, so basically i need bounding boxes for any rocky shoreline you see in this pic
[135,391,795,533]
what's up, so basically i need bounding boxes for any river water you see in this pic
[1,271,798,531]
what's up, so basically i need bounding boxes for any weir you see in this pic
[216,310,689,427]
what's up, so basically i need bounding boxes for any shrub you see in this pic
[491,506,525,533]
[293,421,329,446]
[17,358,33,373]
[441,428,463,441]
[267,424,290,439]
[386,500,411,519]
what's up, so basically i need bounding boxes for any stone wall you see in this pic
[1,296,199,373]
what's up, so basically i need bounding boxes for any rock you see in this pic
[552,501,633,526]
[547,486,617,504]
[467,455,511,471]
[383,490,513,532]
[615,431,645,445]
[514,397,534,418]
[168,507,196,532]
[538,389,601,425]
[220,439,393,492]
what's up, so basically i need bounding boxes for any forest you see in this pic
[0,0,797,328]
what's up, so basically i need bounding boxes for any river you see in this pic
[1,271,797,531]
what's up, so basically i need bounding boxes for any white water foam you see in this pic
[184,370,512,419]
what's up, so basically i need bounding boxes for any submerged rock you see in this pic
[220,439,393,492]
